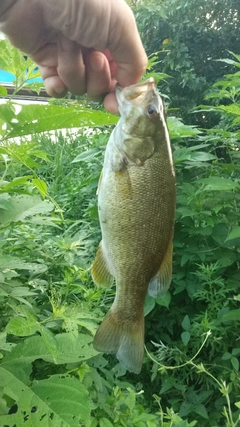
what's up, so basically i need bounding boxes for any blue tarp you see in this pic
[0,70,15,82]
[0,69,42,83]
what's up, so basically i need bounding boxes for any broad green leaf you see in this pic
[0,103,118,139]
[231,356,239,371]
[0,175,33,192]
[218,103,240,116]
[193,403,208,419]
[156,291,171,308]
[181,315,190,331]
[0,368,90,427]
[198,177,239,191]
[71,147,103,163]
[225,227,240,241]
[4,331,98,365]
[168,117,200,139]
[0,255,47,274]
[221,310,240,323]
[6,316,40,337]
[0,85,7,97]
[99,418,114,427]
[144,294,156,316]
[0,194,53,225]
[32,179,47,198]
[181,331,191,346]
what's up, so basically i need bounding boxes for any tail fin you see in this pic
[93,310,144,374]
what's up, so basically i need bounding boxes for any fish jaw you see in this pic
[116,78,165,139]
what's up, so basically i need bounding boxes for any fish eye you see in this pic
[146,105,158,119]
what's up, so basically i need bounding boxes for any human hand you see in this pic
[0,0,147,113]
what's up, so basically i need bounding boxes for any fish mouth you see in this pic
[121,78,156,101]
[116,77,157,103]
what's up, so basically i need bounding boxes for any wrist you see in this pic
[0,0,17,17]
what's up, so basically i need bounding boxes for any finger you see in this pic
[32,43,68,97]
[107,1,147,87]
[85,51,111,101]
[38,65,68,97]
[57,36,86,96]
[104,92,119,114]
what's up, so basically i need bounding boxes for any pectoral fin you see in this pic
[148,239,173,297]
[91,242,114,287]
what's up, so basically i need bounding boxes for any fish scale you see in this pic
[92,78,176,373]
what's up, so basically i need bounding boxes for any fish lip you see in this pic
[117,78,157,101]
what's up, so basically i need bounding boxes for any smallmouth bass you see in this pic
[92,78,176,374]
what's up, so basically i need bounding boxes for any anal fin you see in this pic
[148,239,173,298]
[91,241,114,287]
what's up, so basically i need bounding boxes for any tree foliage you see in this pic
[135,0,240,123]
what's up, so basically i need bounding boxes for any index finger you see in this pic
[106,1,147,87]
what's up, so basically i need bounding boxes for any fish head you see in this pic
[116,78,165,138]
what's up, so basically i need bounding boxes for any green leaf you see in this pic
[181,331,191,346]
[222,352,232,361]
[198,177,239,191]
[144,294,156,316]
[221,310,240,323]
[156,291,171,308]
[225,227,240,241]
[0,368,90,427]
[6,316,40,337]
[4,331,98,365]
[32,179,48,198]
[0,103,118,139]
[0,194,53,226]
[181,315,191,331]
[71,147,102,163]
[194,403,208,419]
[0,85,8,97]
[0,255,47,274]
[99,418,114,427]
[168,116,200,139]
[231,356,239,371]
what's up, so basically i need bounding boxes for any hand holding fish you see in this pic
[0,0,147,112]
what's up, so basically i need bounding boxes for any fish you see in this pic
[91,77,176,374]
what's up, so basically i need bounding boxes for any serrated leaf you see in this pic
[0,102,118,139]
[0,255,47,274]
[0,368,90,427]
[4,331,98,365]
[0,194,53,225]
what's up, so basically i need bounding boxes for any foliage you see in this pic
[134,0,240,124]
[0,35,240,427]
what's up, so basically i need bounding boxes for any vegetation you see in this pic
[0,1,240,425]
